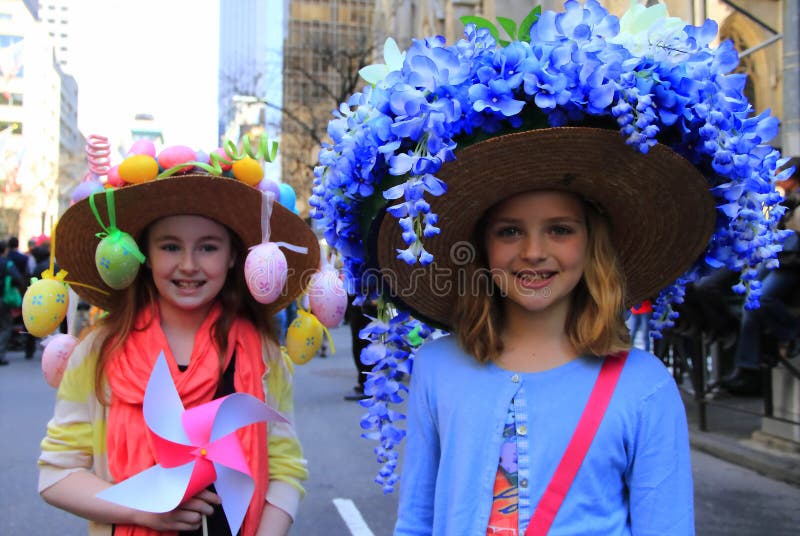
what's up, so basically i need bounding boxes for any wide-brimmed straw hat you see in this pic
[374,126,715,329]
[56,174,320,314]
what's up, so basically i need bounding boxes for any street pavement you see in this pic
[1,324,799,535]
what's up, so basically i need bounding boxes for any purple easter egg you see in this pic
[71,180,106,204]
[245,242,288,304]
[308,268,348,328]
[157,145,196,173]
[127,139,156,157]
[257,177,281,198]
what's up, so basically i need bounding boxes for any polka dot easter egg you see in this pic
[308,268,348,328]
[95,231,143,289]
[22,278,69,337]
[286,309,324,365]
[245,243,287,304]
[41,334,78,388]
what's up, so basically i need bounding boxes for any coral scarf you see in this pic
[106,303,268,536]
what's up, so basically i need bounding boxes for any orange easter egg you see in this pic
[118,154,159,184]
[232,157,264,186]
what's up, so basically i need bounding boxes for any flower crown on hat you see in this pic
[309,0,795,491]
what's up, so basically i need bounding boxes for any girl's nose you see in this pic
[521,233,547,262]
[179,252,198,272]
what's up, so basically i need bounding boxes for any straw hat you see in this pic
[372,127,715,328]
[56,174,320,314]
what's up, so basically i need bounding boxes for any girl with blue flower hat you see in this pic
[310,0,794,533]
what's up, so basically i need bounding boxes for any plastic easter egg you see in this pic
[157,145,196,173]
[286,309,324,365]
[308,269,348,328]
[232,157,264,186]
[128,139,156,157]
[257,177,281,198]
[118,154,159,184]
[22,279,69,337]
[278,183,297,214]
[211,148,233,171]
[71,179,105,204]
[95,232,142,289]
[106,164,125,187]
[245,243,287,304]
[41,334,78,388]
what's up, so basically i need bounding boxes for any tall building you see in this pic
[0,0,80,241]
[282,0,374,216]
[218,0,275,141]
[37,0,72,72]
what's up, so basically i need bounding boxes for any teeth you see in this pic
[176,281,202,288]
[519,272,547,282]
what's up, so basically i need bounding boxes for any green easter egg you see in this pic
[95,233,143,289]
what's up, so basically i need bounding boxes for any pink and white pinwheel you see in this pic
[97,352,287,535]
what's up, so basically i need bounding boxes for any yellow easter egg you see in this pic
[231,157,264,186]
[286,310,323,365]
[118,154,159,184]
[22,279,69,337]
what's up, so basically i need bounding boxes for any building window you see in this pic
[0,121,22,134]
[0,93,23,105]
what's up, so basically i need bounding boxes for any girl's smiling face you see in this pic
[147,215,235,319]
[484,190,588,320]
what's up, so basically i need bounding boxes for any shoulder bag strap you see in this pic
[525,351,629,536]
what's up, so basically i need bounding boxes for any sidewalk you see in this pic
[682,388,800,487]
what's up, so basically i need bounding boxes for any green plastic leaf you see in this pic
[497,17,518,41]
[460,15,500,42]
[519,6,542,42]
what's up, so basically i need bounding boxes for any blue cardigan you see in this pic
[395,336,694,535]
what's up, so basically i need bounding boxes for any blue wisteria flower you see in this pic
[309,0,794,490]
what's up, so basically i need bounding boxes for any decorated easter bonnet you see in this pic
[310,0,795,490]
[55,135,320,315]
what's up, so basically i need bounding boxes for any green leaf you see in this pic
[498,39,510,47]
[460,15,500,42]
[519,6,542,42]
[496,17,518,41]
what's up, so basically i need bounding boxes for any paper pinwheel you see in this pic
[97,352,287,535]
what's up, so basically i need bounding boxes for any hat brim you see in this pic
[56,175,320,314]
[374,127,716,329]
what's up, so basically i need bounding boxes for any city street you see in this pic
[1,324,799,535]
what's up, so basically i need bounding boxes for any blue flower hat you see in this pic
[309,0,795,491]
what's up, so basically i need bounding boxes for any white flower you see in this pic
[359,38,405,86]
[609,0,686,57]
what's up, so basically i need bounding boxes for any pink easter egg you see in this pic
[212,148,233,171]
[245,243,288,304]
[106,164,125,187]
[71,179,105,204]
[41,334,78,388]
[157,145,196,173]
[128,139,157,157]
[309,268,348,328]
[257,177,281,198]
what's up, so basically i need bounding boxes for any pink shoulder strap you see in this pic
[525,351,629,536]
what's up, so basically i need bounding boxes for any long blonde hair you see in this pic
[91,225,276,403]
[452,196,630,363]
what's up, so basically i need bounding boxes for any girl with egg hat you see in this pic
[38,136,319,536]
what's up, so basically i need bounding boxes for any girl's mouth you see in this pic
[174,280,205,289]
[515,271,555,288]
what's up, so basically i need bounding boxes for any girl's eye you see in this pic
[550,225,574,236]
[496,226,521,238]
[160,243,180,252]
[199,244,219,252]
